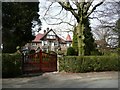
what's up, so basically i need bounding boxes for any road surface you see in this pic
[2,71,118,88]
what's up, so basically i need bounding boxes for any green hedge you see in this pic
[2,53,22,78]
[59,56,119,73]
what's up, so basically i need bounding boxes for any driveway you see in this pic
[2,71,118,88]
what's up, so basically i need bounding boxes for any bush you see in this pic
[59,56,119,73]
[117,48,120,55]
[29,49,36,54]
[67,47,76,56]
[103,50,118,56]
[57,50,66,55]
[91,49,103,56]
[2,53,22,78]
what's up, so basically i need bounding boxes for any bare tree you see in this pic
[91,1,119,48]
[92,27,118,48]
[39,0,106,56]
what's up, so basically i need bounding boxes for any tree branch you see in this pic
[58,2,80,22]
[44,2,53,16]
[47,21,74,27]
[54,7,63,16]
[43,17,74,27]
[84,0,94,15]
[87,0,105,17]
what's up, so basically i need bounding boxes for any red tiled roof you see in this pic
[40,29,66,43]
[33,29,72,43]
[33,33,44,42]
[58,35,66,43]
[66,34,72,42]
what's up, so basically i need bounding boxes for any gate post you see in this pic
[21,53,25,74]
[55,53,57,71]
[39,50,42,71]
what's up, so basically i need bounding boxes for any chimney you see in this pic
[46,27,49,31]
[44,30,46,34]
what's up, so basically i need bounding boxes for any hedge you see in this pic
[59,56,119,73]
[2,53,22,78]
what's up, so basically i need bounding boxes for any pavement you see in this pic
[2,71,119,88]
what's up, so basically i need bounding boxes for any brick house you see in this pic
[28,28,72,52]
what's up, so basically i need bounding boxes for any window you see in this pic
[52,42,54,46]
[54,42,58,46]
[47,35,56,39]
[32,43,36,46]
[44,41,47,46]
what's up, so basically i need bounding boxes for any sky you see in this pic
[38,0,74,39]
[38,0,101,38]
[37,0,119,40]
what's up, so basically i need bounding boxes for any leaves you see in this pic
[2,2,41,53]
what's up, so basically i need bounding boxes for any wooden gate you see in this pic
[22,50,57,73]
[41,52,57,72]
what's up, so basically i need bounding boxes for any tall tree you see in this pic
[73,18,98,55]
[83,18,97,55]
[58,1,105,56]
[72,25,78,54]
[2,2,41,53]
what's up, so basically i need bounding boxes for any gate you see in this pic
[41,52,57,72]
[22,50,57,73]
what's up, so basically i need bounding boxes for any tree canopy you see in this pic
[2,2,41,53]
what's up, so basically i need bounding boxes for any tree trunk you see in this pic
[77,22,85,56]
[76,17,98,56]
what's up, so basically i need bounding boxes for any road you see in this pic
[2,71,118,88]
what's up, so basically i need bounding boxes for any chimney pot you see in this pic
[47,28,49,31]
[44,30,46,33]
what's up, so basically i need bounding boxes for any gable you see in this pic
[48,30,55,36]
[46,30,56,39]
[41,29,59,40]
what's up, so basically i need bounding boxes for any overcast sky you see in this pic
[37,0,119,40]
[38,0,74,39]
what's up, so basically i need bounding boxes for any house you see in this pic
[95,39,112,52]
[66,33,72,47]
[28,28,72,52]
[95,39,109,49]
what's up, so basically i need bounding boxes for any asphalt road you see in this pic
[2,71,118,88]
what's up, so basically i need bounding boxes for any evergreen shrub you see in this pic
[67,47,76,56]
[2,53,22,78]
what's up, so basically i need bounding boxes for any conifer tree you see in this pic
[83,18,97,55]
[2,2,41,53]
